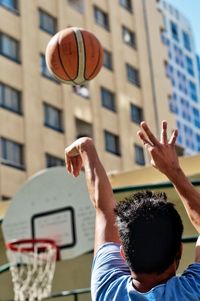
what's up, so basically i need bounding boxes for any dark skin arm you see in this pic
[65,137,120,254]
[138,120,200,262]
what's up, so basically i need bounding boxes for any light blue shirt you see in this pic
[91,243,200,301]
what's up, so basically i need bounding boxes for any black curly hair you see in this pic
[114,191,183,274]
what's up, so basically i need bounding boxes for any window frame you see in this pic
[0,0,19,14]
[103,49,113,71]
[0,137,25,170]
[126,63,140,87]
[0,82,22,114]
[0,32,20,63]
[101,87,116,112]
[45,153,65,168]
[94,5,110,31]
[134,144,145,166]
[119,0,133,12]
[130,103,143,124]
[39,8,57,35]
[122,25,136,49]
[44,102,64,132]
[104,130,121,156]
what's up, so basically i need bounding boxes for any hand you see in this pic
[65,137,92,177]
[137,121,180,178]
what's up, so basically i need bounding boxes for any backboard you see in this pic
[2,167,95,260]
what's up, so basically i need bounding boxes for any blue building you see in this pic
[158,0,200,154]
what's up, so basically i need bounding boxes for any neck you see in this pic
[131,263,176,293]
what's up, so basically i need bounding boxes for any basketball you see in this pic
[45,27,104,85]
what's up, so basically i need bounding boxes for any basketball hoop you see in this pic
[6,239,58,301]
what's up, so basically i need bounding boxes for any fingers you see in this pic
[161,120,168,144]
[137,130,153,147]
[140,122,160,146]
[168,129,178,145]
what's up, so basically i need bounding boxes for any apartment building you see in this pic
[158,0,200,155]
[0,0,173,199]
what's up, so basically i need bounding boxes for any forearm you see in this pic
[166,167,200,234]
[79,140,120,250]
[79,140,115,210]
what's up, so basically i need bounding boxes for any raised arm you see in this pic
[137,121,200,233]
[138,121,200,261]
[65,137,120,254]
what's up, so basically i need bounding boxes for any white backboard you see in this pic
[2,167,95,260]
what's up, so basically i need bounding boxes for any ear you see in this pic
[120,245,126,260]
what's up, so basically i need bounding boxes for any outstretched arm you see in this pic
[65,137,120,254]
[138,121,200,234]
[138,121,200,261]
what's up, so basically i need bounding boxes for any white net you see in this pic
[7,240,57,301]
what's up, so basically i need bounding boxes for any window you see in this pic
[94,6,109,31]
[183,31,191,51]
[170,21,179,41]
[72,85,90,99]
[0,33,20,62]
[101,87,116,112]
[176,120,182,145]
[189,81,197,102]
[0,0,18,13]
[193,108,200,128]
[68,0,84,13]
[103,49,113,70]
[104,131,120,156]
[119,0,132,12]
[126,64,140,86]
[40,54,58,82]
[169,93,179,114]
[134,144,145,165]
[185,56,194,76]
[122,26,136,48]
[196,134,200,152]
[39,9,57,35]
[76,118,93,138]
[44,103,63,132]
[0,138,24,169]
[0,83,22,114]
[130,103,143,124]
[46,154,65,168]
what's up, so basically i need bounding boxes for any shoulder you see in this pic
[166,263,200,299]
[91,243,131,301]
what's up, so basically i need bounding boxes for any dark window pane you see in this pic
[103,49,113,70]
[44,103,63,132]
[39,9,57,35]
[183,31,191,51]
[119,0,132,12]
[104,131,120,156]
[170,21,179,41]
[134,144,145,165]
[0,33,20,62]
[0,0,18,12]
[101,87,116,112]
[130,104,143,124]
[122,26,136,48]
[94,6,109,30]
[0,83,22,114]
[46,154,65,168]
[0,138,24,169]
[126,64,140,86]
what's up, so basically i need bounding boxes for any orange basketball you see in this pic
[45,27,104,85]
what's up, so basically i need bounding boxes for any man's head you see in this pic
[115,191,183,274]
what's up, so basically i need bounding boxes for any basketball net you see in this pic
[6,239,57,301]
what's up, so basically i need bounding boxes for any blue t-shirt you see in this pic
[91,243,200,301]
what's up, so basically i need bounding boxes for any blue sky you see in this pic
[167,0,200,55]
